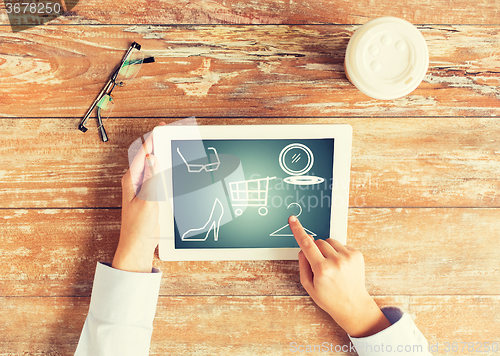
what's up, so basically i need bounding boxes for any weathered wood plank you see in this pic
[1,118,498,209]
[0,209,119,296]
[0,3,498,355]
[1,0,499,25]
[0,296,403,355]
[1,295,498,355]
[411,296,500,347]
[150,295,408,356]
[353,208,500,296]
[0,25,499,118]
[1,208,498,297]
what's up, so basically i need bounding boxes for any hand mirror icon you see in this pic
[279,143,324,185]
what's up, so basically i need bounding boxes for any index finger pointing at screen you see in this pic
[289,215,324,266]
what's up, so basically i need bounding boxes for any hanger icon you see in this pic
[269,203,317,237]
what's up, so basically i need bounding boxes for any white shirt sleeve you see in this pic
[349,307,432,356]
[74,262,162,356]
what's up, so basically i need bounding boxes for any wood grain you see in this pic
[1,2,499,353]
[1,295,498,355]
[0,118,498,209]
[0,25,499,118]
[1,0,499,25]
[1,207,498,297]
[411,296,500,344]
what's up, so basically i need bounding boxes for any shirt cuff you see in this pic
[349,307,430,356]
[88,262,162,325]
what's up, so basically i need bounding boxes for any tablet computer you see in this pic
[153,124,352,261]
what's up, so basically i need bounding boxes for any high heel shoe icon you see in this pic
[181,198,224,241]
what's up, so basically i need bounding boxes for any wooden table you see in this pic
[1,1,499,354]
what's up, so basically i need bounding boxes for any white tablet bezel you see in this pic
[154,124,352,261]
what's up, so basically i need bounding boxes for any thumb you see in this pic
[121,168,137,204]
[143,154,157,181]
[136,154,159,202]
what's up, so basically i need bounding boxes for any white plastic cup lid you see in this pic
[345,17,429,100]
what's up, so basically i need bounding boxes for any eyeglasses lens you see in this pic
[116,48,144,86]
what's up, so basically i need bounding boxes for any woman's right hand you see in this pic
[289,215,391,338]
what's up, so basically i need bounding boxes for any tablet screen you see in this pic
[171,138,334,249]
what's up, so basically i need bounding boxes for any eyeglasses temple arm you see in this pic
[78,77,116,132]
[96,106,109,142]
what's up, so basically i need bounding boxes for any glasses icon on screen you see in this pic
[177,147,220,173]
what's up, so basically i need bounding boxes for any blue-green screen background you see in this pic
[172,139,334,249]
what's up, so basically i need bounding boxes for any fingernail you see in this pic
[290,215,297,223]
[146,154,155,167]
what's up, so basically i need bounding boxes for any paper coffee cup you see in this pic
[344,17,429,100]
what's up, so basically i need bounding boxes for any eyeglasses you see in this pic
[78,42,155,142]
[177,147,221,172]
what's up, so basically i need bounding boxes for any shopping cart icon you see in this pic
[229,176,276,216]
